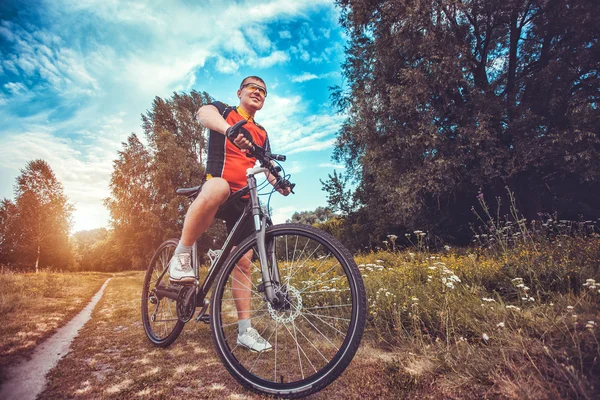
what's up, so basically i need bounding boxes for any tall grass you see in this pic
[355,191,600,398]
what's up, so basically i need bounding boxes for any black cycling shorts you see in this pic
[214,192,255,246]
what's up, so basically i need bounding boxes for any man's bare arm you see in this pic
[197,105,254,150]
[197,105,231,134]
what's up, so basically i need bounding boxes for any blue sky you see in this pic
[0,0,348,232]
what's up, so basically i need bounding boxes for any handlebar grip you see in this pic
[226,120,248,141]
[272,154,286,161]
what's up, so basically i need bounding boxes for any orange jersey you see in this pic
[205,101,271,192]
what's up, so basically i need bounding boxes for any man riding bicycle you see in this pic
[168,76,290,352]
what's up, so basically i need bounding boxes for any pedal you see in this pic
[197,314,210,324]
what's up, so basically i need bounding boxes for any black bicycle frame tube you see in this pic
[193,204,253,305]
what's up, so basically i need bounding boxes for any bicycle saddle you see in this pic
[176,186,201,198]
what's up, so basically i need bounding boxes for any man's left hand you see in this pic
[277,186,291,196]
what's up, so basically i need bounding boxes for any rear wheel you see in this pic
[141,238,185,347]
[211,223,366,398]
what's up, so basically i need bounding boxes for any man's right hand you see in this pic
[225,120,255,152]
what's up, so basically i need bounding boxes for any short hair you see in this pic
[240,76,266,89]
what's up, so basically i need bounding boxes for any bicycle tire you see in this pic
[210,223,366,398]
[141,238,185,347]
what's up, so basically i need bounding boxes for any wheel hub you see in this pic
[267,285,302,324]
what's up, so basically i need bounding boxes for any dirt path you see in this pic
[35,273,405,399]
[0,278,112,400]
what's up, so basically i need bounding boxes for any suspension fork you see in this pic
[248,175,281,305]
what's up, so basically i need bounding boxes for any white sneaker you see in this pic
[237,327,272,352]
[168,253,195,283]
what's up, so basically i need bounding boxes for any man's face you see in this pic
[237,78,267,112]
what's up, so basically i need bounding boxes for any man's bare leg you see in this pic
[169,178,230,283]
[233,248,272,351]
[180,178,230,246]
[232,249,254,320]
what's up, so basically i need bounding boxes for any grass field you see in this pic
[0,271,111,383]
[2,233,599,398]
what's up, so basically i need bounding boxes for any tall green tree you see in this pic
[105,90,224,269]
[7,160,74,271]
[329,0,600,241]
[0,199,19,266]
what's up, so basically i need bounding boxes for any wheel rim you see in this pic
[143,243,180,342]
[214,229,359,388]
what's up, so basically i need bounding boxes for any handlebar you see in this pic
[226,119,295,194]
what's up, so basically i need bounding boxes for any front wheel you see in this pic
[211,223,366,398]
[141,238,185,347]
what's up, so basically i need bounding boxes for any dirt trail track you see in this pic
[38,273,403,399]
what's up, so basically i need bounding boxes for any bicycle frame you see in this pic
[154,166,281,316]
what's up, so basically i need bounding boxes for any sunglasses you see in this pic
[241,83,267,97]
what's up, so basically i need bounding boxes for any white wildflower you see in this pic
[411,297,419,302]
[409,252,415,258]
[482,333,490,341]
[497,322,505,328]
[376,260,384,263]
[586,321,596,329]
[482,298,496,302]
[444,245,451,251]
[446,282,455,289]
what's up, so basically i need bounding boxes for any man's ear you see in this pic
[237,89,242,99]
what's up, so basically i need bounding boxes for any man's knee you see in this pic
[198,178,230,206]
[235,250,253,273]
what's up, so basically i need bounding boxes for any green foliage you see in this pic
[0,160,74,271]
[356,234,600,398]
[288,206,336,225]
[329,0,600,243]
[105,90,214,269]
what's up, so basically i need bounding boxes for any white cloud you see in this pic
[215,56,240,74]
[4,82,28,94]
[0,130,115,232]
[2,21,99,97]
[279,31,292,39]
[247,51,290,69]
[244,25,273,52]
[291,73,319,83]
[260,94,343,155]
[271,205,297,224]
[319,163,345,169]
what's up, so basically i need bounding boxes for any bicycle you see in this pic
[141,120,367,398]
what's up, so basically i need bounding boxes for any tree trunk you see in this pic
[35,245,40,274]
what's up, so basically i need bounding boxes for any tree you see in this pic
[330,0,600,242]
[105,90,216,269]
[0,199,19,266]
[9,160,74,271]
[289,206,337,225]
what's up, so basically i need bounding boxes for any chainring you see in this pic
[176,285,196,323]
